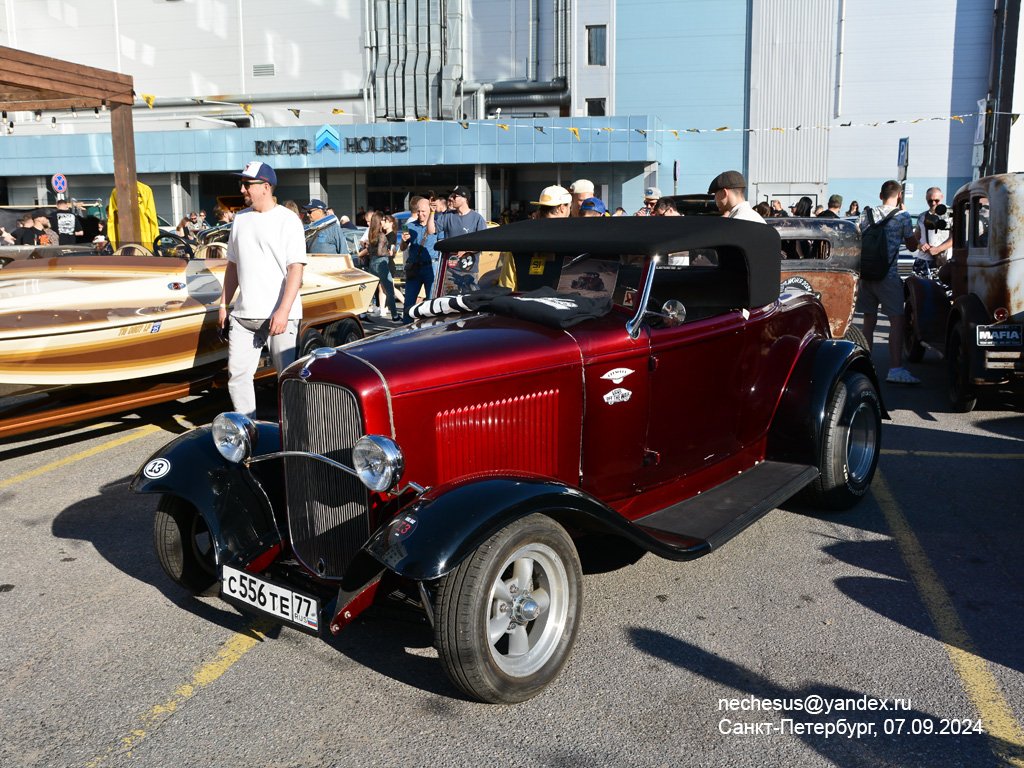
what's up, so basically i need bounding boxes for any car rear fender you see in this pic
[904,274,950,345]
[766,339,886,467]
[947,293,993,380]
[130,423,284,567]
[364,475,688,582]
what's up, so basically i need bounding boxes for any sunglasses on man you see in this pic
[241,180,268,189]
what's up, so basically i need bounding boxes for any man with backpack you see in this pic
[858,179,920,385]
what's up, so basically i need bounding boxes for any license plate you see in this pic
[221,565,320,634]
[977,324,1023,347]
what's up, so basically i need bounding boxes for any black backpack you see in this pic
[860,208,899,280]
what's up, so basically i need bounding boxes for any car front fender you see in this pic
[364,475,706,582]
[766,339,886,467]
[131,422,284,567]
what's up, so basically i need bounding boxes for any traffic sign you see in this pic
[50,173,68,197]
[897,138,909,182]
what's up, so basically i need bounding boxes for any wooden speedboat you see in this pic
[0,226,378,390]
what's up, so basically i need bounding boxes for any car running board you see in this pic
[634,461,819,554]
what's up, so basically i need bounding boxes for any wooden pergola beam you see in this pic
[0,45,140,244]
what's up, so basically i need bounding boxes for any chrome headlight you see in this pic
[352,435,404,492]
[212,412,257,463]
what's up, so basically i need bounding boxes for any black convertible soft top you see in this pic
[437,217,783,310]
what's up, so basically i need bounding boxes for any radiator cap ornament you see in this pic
[300,346,337,378]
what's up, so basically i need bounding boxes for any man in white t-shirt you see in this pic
[219,161,307,417]
[708,170,766,223]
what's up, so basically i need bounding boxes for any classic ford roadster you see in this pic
[132,217,884,704]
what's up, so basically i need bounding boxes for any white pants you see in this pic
[227,316,299,417]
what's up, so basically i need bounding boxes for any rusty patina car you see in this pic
[131,218,884,704]
[768,216,868,349]
[663,196,868,349]
[903,173,1024,411]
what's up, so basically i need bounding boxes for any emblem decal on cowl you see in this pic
[603,388,632,405]
[601,367,634,384]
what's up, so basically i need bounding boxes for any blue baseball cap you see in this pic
[232,161,277,186]
[579,197,607,215]
[303,199,327,211]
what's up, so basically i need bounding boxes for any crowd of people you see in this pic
[3,159,950,406]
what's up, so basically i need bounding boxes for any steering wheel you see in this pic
[152,232,196,259]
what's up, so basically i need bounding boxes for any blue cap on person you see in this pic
[303,199,327,211]
[579,197,607,215]
[232,160,277,186]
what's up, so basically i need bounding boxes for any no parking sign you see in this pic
[50,173,68,198]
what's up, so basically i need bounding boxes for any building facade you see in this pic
[0,0,1000,222]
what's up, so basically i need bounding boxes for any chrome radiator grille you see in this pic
[280,379,369,579]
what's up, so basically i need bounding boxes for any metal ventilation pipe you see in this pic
[528,0,539,81]
[385,0,401,118]
[399,0,411,117]
[427,0,442,118]
[374,0,391,118]
[413,0,429,118]
[441,0,465,119]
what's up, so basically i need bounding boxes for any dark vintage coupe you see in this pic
[132,217,884,704]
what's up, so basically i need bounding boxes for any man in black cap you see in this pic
[708,170,765,223]
[303,199,345,254]
[426,184,487,240]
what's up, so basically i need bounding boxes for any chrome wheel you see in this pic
[845,401,879,486]
[486,542,569,677]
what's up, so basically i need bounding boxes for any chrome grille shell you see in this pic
[280,379,370,580]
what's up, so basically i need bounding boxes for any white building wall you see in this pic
[572,0,613,117]
[748,0,837,205]
[825,0,991,205]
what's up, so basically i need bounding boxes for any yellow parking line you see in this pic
[882,449,1024,460]
[0,423,165,490]
[1,410,211,490]
[874,470,1024,765]
[85,619,273,767]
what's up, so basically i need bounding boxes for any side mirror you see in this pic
[660,299,687,327]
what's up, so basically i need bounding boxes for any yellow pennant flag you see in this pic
[635,128,647,137]
[289,108,301,118]
[951,115,964,124]
[601,126,613,132]
[772,127,785,132]
[417,116,429,121]
[141,94,156,108]
[460,122,469,129]
[535,126,546,134]
[241,104,252,116]
[1012,114,1020,126]
[669,130,678,139]
[332,108,345,114]
[569,127,580,140]
[715,126,728,131]
[497,123,509,131]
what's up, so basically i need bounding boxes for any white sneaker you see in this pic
[886,367,920,385]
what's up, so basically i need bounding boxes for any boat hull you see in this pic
[0,254,377,386]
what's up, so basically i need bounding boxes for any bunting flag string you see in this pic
[45,90,1020,139]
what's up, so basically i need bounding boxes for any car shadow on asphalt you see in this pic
[322,595,472,702]
[50,474,282,639]
[627,627,1016,767]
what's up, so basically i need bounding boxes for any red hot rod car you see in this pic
[132,217,884,704]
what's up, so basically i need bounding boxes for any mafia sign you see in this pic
[346,136,409,153]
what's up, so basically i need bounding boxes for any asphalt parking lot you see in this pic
[1,321,1022,768]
